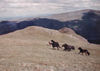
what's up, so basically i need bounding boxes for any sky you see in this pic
[0,0,100,20]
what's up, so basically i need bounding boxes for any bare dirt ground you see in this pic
[0,26,100,71]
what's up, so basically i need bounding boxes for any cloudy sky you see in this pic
[0,0,100,20]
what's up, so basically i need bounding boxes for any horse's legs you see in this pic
[63,48,66,51]
[52,46,55,50]
[85,52,87,56]
[64,47,67,51]
[59,46,62,49]
[82,52,84,55]
[57,47,59,50]
[68,48,71,51]
[87,51,90,56]
[78,52,80,54]
[79,52,83,55]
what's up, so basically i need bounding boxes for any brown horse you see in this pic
[49,40,61,50]
[78,47,90,56]
[62,43,71,51]
[62,43,75,51]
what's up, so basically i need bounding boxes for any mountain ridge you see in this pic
[0,9,100,44]
[42,9,100,21]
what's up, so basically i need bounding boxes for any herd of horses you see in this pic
[49,40,90,56]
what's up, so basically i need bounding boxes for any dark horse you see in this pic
[78,47,90,56]
[62,43,70,51]
[62,43,75,51]
[49,40,61,50]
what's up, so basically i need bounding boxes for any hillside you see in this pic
[1,26,88,46]
[0,26,100,71]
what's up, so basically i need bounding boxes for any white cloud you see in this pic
[0,0,100,20]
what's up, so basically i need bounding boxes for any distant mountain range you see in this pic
[0,9,100,44]
[43,9,100,21]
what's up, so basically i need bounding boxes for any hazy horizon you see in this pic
[0,0,100,21]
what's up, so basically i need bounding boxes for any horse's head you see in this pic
[62,44,65,47]
[78,47,82,50]
[62,43,68,47]
[51,40,54,42]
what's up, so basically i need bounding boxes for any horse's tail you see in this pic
[87,51,90,56]
[72,47,75,50]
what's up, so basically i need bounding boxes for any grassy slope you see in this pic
[0,26,100,71]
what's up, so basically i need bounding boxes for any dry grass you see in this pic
[0,26,100,71]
